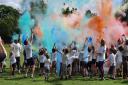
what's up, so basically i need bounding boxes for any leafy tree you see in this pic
[30,0,47,14]
[0,5,20,43]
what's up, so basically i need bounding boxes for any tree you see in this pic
[30,0,47,14]
[0,5,20,43]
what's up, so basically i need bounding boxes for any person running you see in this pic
[24,40,35,78]
[97,39,106,80]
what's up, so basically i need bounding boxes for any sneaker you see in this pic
[25,74,28,78]
[31,74,34,78]
[18,70,21,74]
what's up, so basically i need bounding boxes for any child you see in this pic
[10,52,16,76]
[122,40,128,79]
[97,39,106,80]
[51,47,57,76]
[39,48,46,76]
[13,40,22,73]
[82,38,89,77]
[67,52,73,78]
[108,49,116,80]
[60,48,68,79]
[44,53,51,81]
[116,46,123,77]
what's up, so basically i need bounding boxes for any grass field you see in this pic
[0,44,128,85]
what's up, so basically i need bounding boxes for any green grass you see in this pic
[0,45,127,85]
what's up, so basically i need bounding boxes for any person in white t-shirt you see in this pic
[97,39,106,80]
[51,44,57,75]
[44,53,51,81]
[116,46,123,77]
[39,48,46,76]
[108,49,116,80]
[10,52,16,76]
[67,52,73,78]
[13,40,22,73]
[24,40,35,78]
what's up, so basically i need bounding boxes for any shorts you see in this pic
[12,63,16,69]
[45,67,50,73]
[52,61,56,68]
[80,61,84,67]
[108,66,115,74]
[67,64,71,68]
[83,61,88,68]
[92,59,96,64]
[0,53,6,63]
[27,58,35,66]
[40,63,44,68]
[88,61,92,68]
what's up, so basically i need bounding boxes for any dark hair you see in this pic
[63,48,69,54]
[88,47,91,52]
[14,40,18,44]
[118,46,124,52]
[52,47,57,53]
[24,40,28,45]
[39,48,45,55]
[100,39,105,46]
[125,40,128,45]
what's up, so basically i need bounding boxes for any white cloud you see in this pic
[0,0,22,11]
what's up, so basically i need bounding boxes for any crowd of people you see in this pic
[0,35,128,81]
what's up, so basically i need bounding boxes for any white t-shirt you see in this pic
[13,43,22,57]
[51,52,57,62]
[88,52,92,61]
[24,44,32,59]
[79,51,84,61]
[97,45,106,62]
[67,55,73,65]
[109,53,116,66]
[44,59,51,69]
[10,54,16,64]
[40,54,47,63]
[116,51,122,63]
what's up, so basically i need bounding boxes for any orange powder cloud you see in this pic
[33,25,43,38]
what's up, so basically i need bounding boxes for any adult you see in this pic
[97,39,106,80]
[24,40,35,78]
[122,40,128,79]
[0,37,7,73]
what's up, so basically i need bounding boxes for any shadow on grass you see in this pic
[121,80,128,84]
[4,76,26,80]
